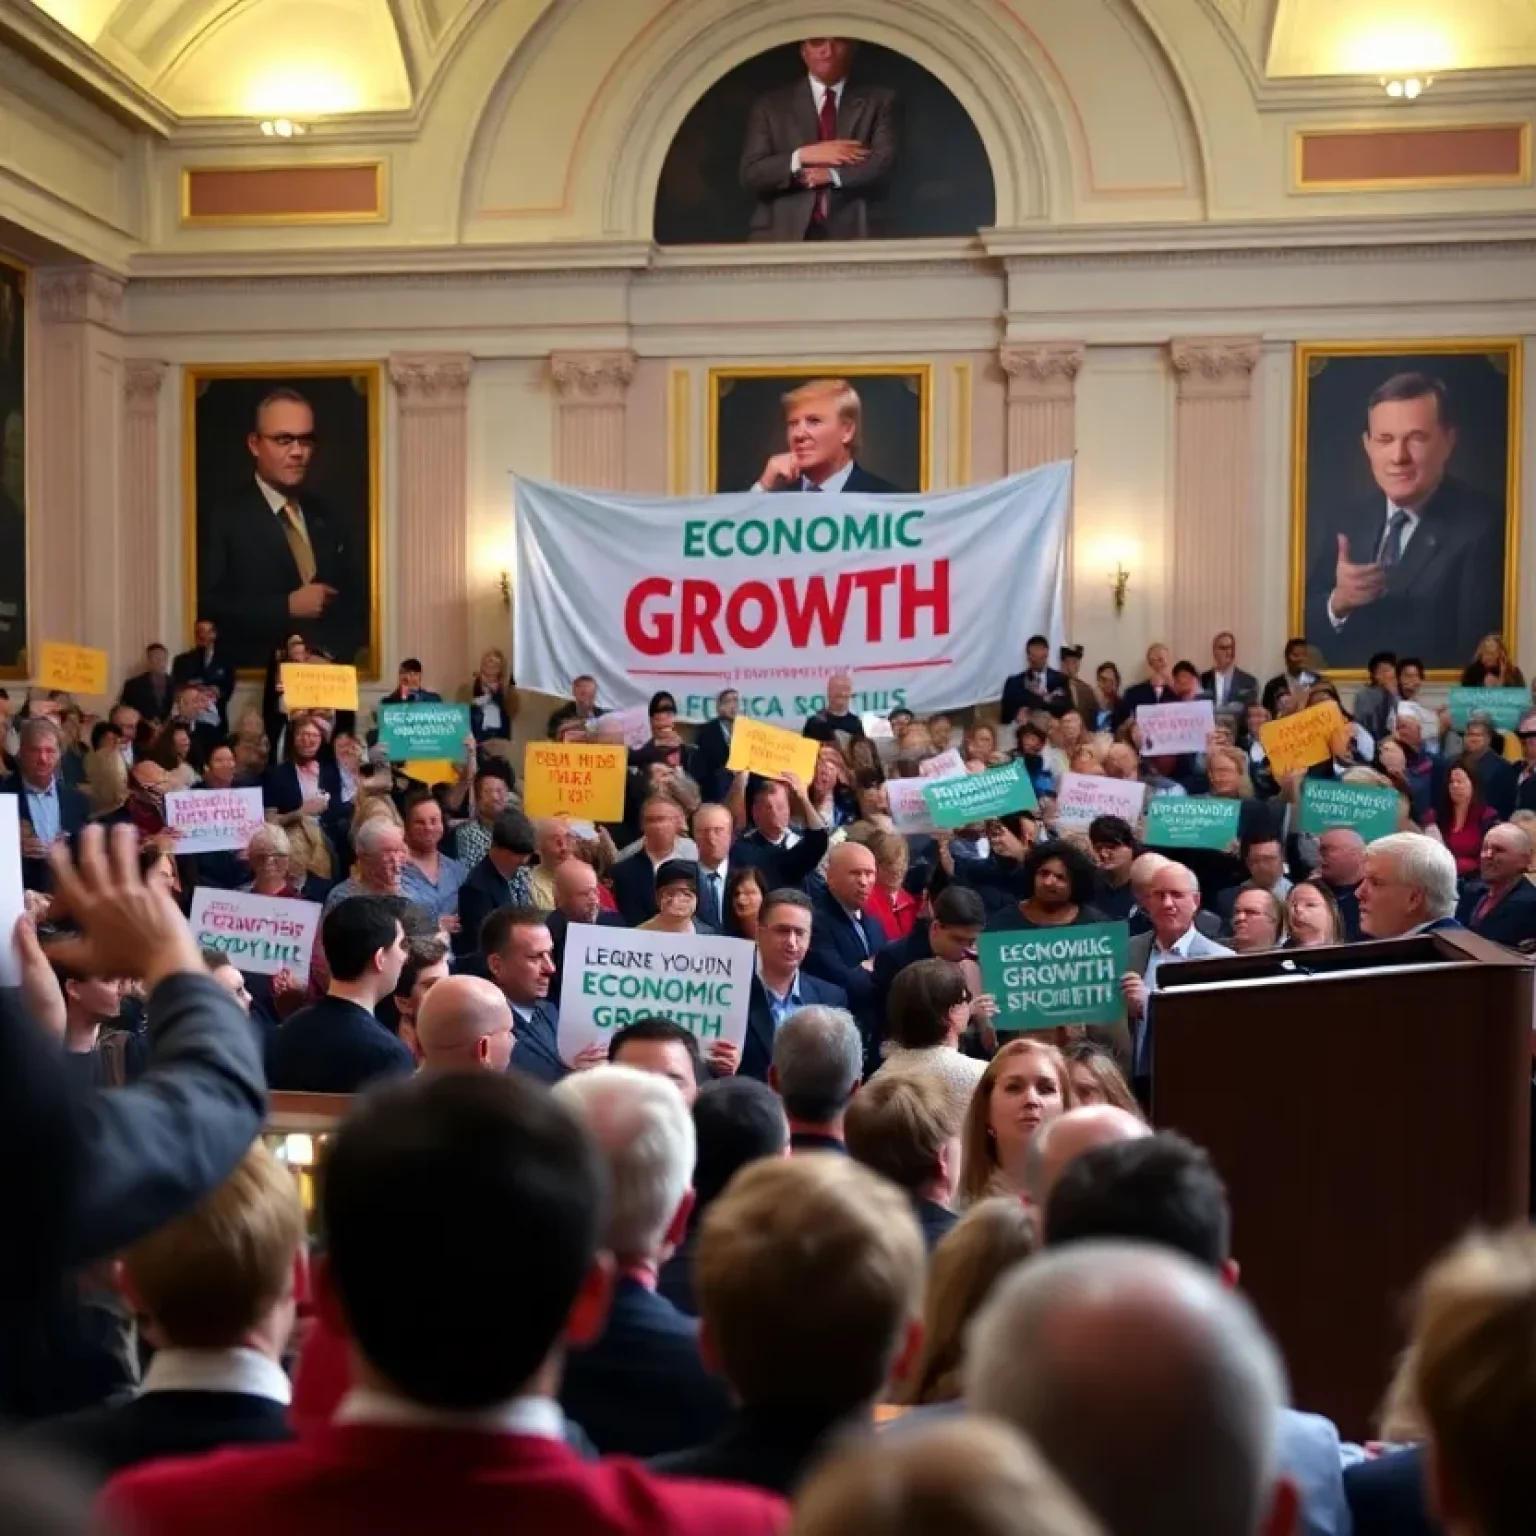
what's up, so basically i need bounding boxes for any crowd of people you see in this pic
[2,618,1535,1533]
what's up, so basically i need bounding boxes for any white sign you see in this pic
[1056,772,1148,830]
[887,776,939,834]
[594,704,652,750]
[918,748,968,781]
[189,888,322,982]
[165,787,267,854]
[1136,701,1214,758]
[0,797,24,986]
[860,712,894,741]
[558,923,755,1066]
[514,466,1072,726]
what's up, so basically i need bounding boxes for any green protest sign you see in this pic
[979,921,1129,1033]
[1448,688,1528,731]
[1298,777,1400,842]
[920,759,1038,830]
[1144,796,1241,852]
[378,702,471,761]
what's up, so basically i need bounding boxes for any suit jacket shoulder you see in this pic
[844,462,900,494]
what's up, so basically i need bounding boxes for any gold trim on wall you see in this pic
[1287,338,1522,683]
[705,363,934,493]
[667,368,691,496]
[949,362,973,488]
[181,362,384,680]
[1290,121,1532,193]
[0,251,29,680]
[179,161,388,227]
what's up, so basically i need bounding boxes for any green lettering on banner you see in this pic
[1144,796,1242,852]
[920,759,1038,830]
[1297,778,1400,842]
[674,512,929,561]
[979,921,1130,1032]
[1448,687,1529,731]
[378,702,471,762]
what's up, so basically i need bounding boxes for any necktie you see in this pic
[851,911,870,956]
[1473,888,1500,926]
[700,871,722,930]
[1378,509,1409,572]
[281,502,318,584]
[810,85,838,227]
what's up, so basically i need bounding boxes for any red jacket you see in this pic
[102,1424,786,1536]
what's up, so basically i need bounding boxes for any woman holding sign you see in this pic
[986,842,1104,934]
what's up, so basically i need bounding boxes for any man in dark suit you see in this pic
[610,796,691,926]
[120,644,176,726]
[805,842,888,1047]
[545,858,627,1005]
[752,377,898,493]
[691,689,738,801]
[1,717,91,891]
[741,890,849,1081]
[1305,371,1506,670]
[455,808,538,959]
[1261,637,1320,716]
[1200,631,1259,713]
[1000,635,1068,727]
[482,905,567,1085]
[740,36,896,243]
[1358,831,1463,940]
[870,886,989,1046]
[1058,644,1100,723]
[172,619,236,732]
[102,1071,785,1536]
[1455,822,1536,948]
[1344,1446,1437,1536]
[198,386,362,671]
[1115,642,1176,729]
[555,1065,732,1458]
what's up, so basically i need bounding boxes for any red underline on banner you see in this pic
[857,660,953,672]
[627,660,954,678]
[628,669,735,678]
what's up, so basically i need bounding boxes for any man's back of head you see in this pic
[414,974,514,1074]
[320,1071,606,1410]
[691,1077,789,1209]
[844,1067,961,1200]
[966,1241,1294,1536]
[771,1005,863,1130]
[554,1064,696,1265]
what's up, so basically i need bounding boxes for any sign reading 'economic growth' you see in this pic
[378,703,471,761]
[1144,796,1241,851]
[979,922,1129,1032]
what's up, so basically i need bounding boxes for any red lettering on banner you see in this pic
[728,582,777,648]
[851,568,898,643]
[681,582,724,654]
[779,575,853,647]
[900,559,950,641]
[625,577,673,655]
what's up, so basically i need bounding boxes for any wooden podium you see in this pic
[1151,930,1532,1439]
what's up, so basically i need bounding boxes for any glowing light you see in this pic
[259,118,308,138]
[1340,24,1457,77]
[240,65,364,117]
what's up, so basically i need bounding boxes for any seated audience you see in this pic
[612,797,692,925]
[770,1003,864,1153]
[4,718,91,891]
[266,896,414,1093]
[846,1067,964,1250]
[743,890,848,1082]
[1314,827,1367,940]
[322,817,407,914]
[102,1071,783,1536]
[1455,822,1536,946]
[448,766,509,867]
[455,807,538,958]
[1021,1106,1150,1230]
[526,819,575,912]
[654,1156,925,1496]
[1357,832,1461,939]
[553,1065,732,1457]
[1229,882,1285,952]
[610,1017,703,1106]
[723,864,770,940]
[871,885,989,1045]
[391,935,452,1061]
[1284,878,1347,948]
[413,974,514,1073]
[1061,1043,1140,1116]
[960,1039,1075,1206]
[878,958,987,1120]
[731,774,830,882]
[1424,758,1498,880]
[28,1144,302,1479]
[481,905,564,1085]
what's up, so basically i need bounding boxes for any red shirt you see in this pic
[1426,807,1496,878]
[867,883,917,942]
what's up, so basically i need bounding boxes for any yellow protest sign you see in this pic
[523,742,628,822]
[1259,701,1345,777]
[403,760,459,786]
[726,716,821,786]
[280,663,359,712]
[38,642,109,696]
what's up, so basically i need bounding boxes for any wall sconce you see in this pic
[1381,75,1432,100]
[1110,564,1131,616]
[258,118,308,137]
[499,571,512,610]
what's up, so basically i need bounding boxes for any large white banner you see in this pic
[513,466,1070,725]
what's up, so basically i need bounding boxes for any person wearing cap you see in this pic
[638,861,718,937]
[1058,644,1099,723]
[379,658,441,705]
[999,635,1066,727]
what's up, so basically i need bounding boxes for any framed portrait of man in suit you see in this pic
[1290,341,1521,679]
[185,364,382,677]
[708,365,930,493]
[0,256,28,678]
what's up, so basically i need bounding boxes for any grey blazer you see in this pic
[1127,928,1236,1078]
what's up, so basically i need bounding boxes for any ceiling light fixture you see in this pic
[259,118,308,138]
[1381,75,1433,101]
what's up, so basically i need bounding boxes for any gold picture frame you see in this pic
[1289,339,1522,682]
[183,362,383,680]
[707,363,933,493]
[0,253,28,679]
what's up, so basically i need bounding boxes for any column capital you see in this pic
[550,350,637,405]
[999,343,1085,401]
[123,360,167,411]
[389,353,474,407]
[1168,337,1262,399]
[38,266,125,329]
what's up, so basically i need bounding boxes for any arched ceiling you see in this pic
[17,0,1536,121]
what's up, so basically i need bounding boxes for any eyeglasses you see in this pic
[258,433,317,450]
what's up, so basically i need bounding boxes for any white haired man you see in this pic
[1357,832,1462,940]
[553,1065,730,1458]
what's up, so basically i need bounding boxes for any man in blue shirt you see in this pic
[1,717,90,890]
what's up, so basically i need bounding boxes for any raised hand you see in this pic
[1329,534,1386,618]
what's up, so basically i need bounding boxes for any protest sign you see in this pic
[1449,687,1529,731]
[1298,778,1400,842]
[1258,701,1344,777]
[1055,773,1147,830]
[918,749,968,781]
[402,760,459,787]
[726,716,820,786]
[39,642,109,695]
[980,921,1129,1032]
[558,924,754,1066]
[1144,796,1241,851]
[189,889,322,982]
[1136,700,1214,757]
[594,704,652,749]
[922,760,1038,830]
[164,787,266,854]
[0,798,23,986]
[886,776,939,834]
[523,742,628,822]
[280,663,359,711]
[379,702,470,761]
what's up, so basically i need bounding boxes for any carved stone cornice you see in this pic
[389,353,474,407]
[549,350,637,405]
[1168,337,1262,399]
[999,342,1086,402]
[122,359,167,411]
[38,267,125,329]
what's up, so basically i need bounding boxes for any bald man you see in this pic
[802,672,865,745]
[1023,1105,1150,1232]
[1454,821,1536,946]
[545,857,626,1005]
[414,975,515,1073]
[966,1242,1299,1536]
[806,840,888,1031]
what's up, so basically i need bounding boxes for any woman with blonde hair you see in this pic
[1063,1042,1142,1118]
[1460,633,1524,689]
[960,1038,1075,1205]
[468,647,517,743]
[866,828,917,941]
[1284,877,1347,948]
